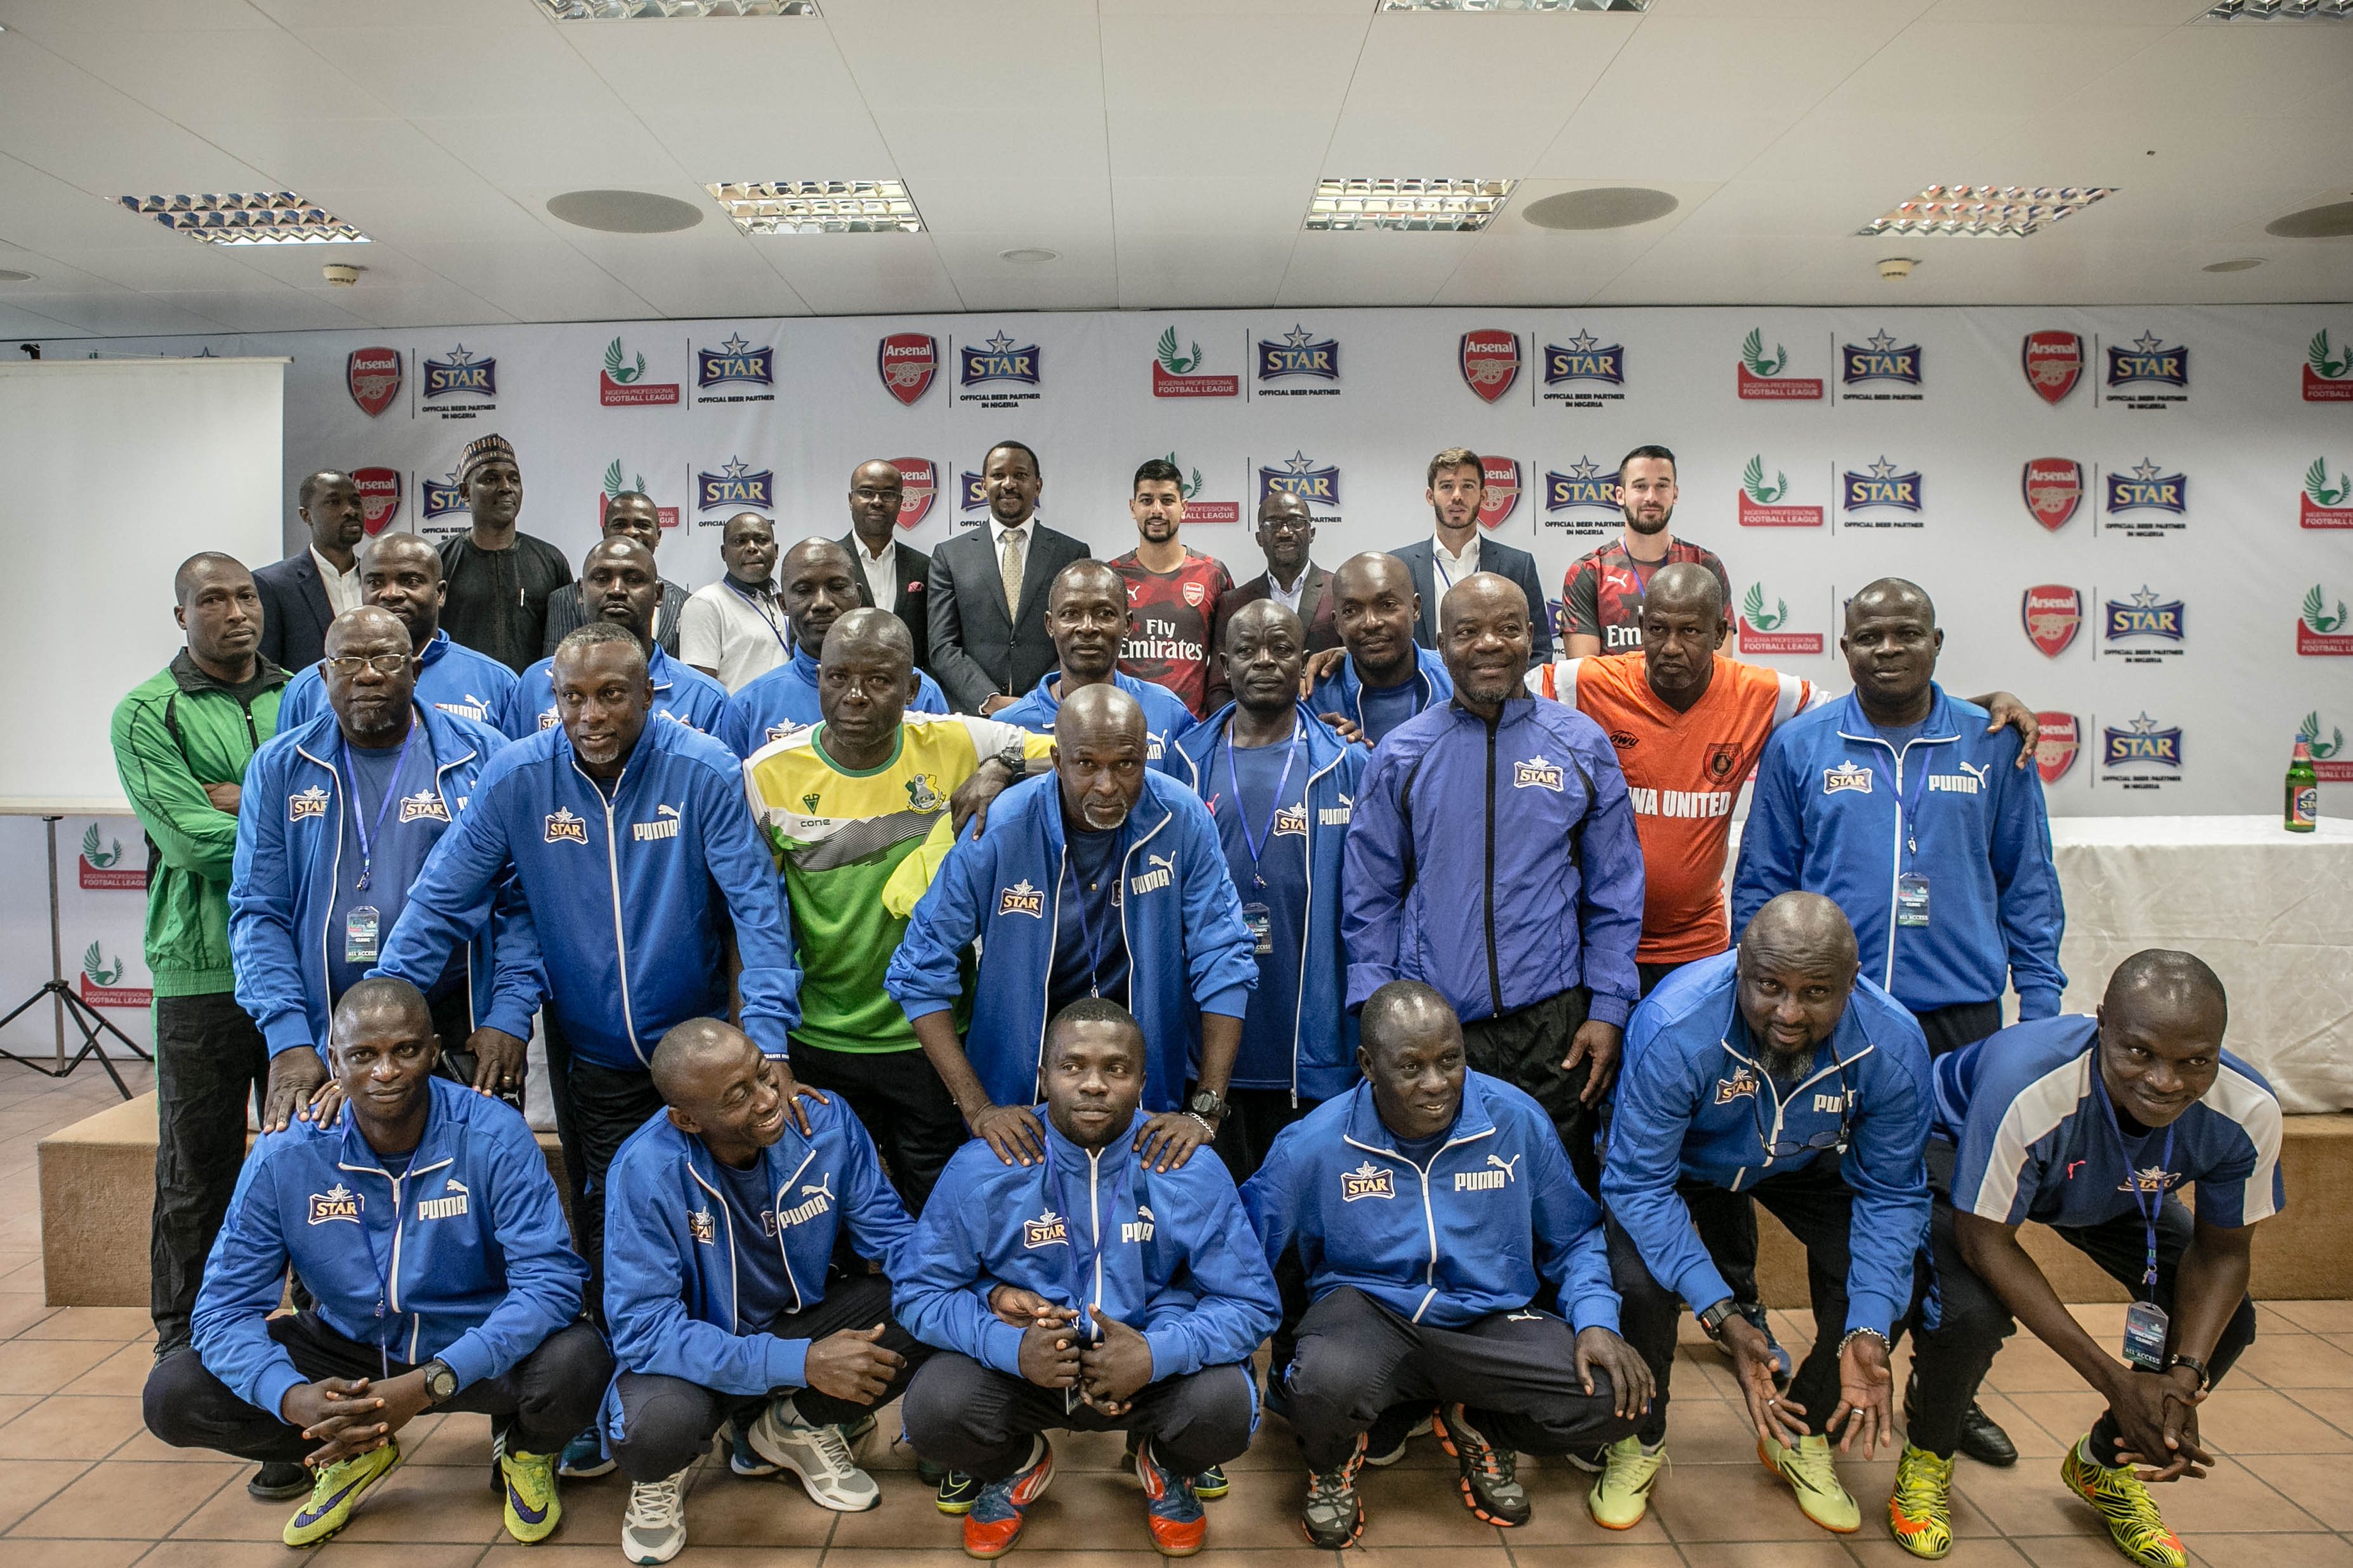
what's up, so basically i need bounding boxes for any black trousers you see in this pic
[1906,1141,2256,1462]
[544,1042,665,1319]
[1197,1083,1317,1188]
[152,991,272,1354]
[425,983,523,1111]
[1459,987,1600,1198]
[787,1041,965,1214]
[143,1309,611,1462]
[1284,1286,1637,1472]
[1611,1155,1858,1446]
[903,1351,1256,1483]
[607,1273,929,1482]
[1912,999,2005,1061]
[1636,961,1765,1318]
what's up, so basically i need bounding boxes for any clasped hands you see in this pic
[993,1284,1152,1415]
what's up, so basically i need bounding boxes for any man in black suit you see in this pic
[924,440,1090,715]
[254,470,366,672]
[540,491,688,658]
[1222,491,1339,656]
[1392,447,1555,670]
[840,459,932,674]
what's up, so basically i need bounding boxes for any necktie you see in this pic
[1000,528,1026,617]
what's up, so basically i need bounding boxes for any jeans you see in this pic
[151,991,271,1354]
[903,1352,1256,1483]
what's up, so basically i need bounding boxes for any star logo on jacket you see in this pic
[1715,1068,1760,1104]
[689,1207,715,1245]
[1122,1203,1155,1245]
[1131,852,1175,897]
[906,774,946,813]
[308,1184,363,1225]
[1512,755,1565,792]
[1024,1209,1068,1248]
[398,789,450,824]
[999,879,1046,917]
[1456,1151,1521,1193]
[535,709,561,730]
[289,785,330,822]
[1341,1161,1395,1202]
[2118,1165,2177,1195]
[1274,804,1308,838]
[1822,761,1873,796]
[418,1176,469,1221]
[544,807,589,846]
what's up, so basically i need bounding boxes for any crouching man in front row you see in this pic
[895,1001,1280,1560]
[600,1019,931,1565]
[142,977,611,1550]
[1244,980,1652,1547]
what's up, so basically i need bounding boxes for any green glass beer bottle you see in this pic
[2286,737,2318,833]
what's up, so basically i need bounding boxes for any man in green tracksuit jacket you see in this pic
[109,553,291,1392]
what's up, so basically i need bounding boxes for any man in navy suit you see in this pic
[1390,448,1554,670]
[840,458,933,675]
[255,470,367,673]
[925,441,1090,715]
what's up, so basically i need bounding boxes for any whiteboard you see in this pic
[0,358,286,803]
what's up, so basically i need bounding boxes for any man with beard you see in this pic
[541,491,690,659]
[1560,445,1730,658]
[1391,448,1553,668]
[1595,893,1927,1537]
[276,533,518,729]
[840,459,933,672]
[927,441,1090,715]
[1301,552,1453,748]
[995,560,1196,777]
[500,537,727,739]
[1223,491,1339,655]
[437,434,572,673]
[720,538,948,756]
[255,470,367,672]
[1111,457,1235,718]
[679,512,790,691]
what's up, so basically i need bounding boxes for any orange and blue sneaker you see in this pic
[2061,1435,2186,1568]
[1135,1436,1207,1557]
[282,1440,403,1548]
[1435,1403,1532,1526]
[1887,1443,1955,1559]
[963,1435,1054,1560]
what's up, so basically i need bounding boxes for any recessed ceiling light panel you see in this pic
[1305,178,1516,233]
[709,180,923,235]
[537,1,818,18]
[2200,1,2349,19]
[1855,184,2114,239]
[1521,186,1678,231]
[999,248,1058,264]
[547,188,705,233]
[2266,200,2353,238]
[1377,1,1646,10]
[119,192,367,245]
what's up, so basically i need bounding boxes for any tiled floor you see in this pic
[0,1058,2347,1567]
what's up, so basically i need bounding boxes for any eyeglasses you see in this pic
[1260,518,1313,536]
[323,654,412,678]
[1749,1052,1854,1160]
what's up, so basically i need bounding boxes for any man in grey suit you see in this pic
[540,491,689,658]
[1391,446,1555,670]
[924,440,1090,715]
[840,458,933,674]
[254,470,367,672]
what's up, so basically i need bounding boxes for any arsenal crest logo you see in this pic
[1478,456,1522,531]
[877,333,937,406]
[2034,713,2080,785]
[346,347,402,418]
[2021,585,2083,658]
[2022,331,2083,406]
[892,457,936,529]
[1459,330,1520,404]
[352,467,402,536]
[2021,458,2084,532]
[1182,580,1207,609]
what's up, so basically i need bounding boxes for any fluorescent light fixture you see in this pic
[1306,178,1516,233]
[708,180,923,235]
[2201,1,2350,17]
[1854,184,2115,239]
[537,1,817,17]
[1377,1,1647,10]
[118,192,367,245]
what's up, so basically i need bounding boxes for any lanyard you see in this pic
[1222,720,1301,889]
[341,721,420,893]
[1431,545,1470,595]
[726,578,791,656]
[2092,1068,2175,1297]
[1890,740,1933,862]
[1047,1146,1124,1344]
[1061,842,1116,998]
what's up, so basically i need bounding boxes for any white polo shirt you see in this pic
[677,576,792,692]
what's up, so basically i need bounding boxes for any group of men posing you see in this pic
[110,429,2285,1568]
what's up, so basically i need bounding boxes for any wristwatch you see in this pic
[1697,1299,1739,1342]
[1187,1089,1231,1125]
[421,1358,459,1404]
[2168,1352,2212,1390]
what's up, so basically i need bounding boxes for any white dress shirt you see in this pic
[1267,569,1308,616]
[311,547,363,618]
[1430,531,1480,595]
[854,536,899,612]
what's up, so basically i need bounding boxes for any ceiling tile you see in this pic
[290,25,622,118]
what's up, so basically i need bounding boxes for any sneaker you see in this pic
[622,1465,691,1565]
[1120,1434,1227,1500]
[1759,1432,1861,1534]
[282,1440,403,1548]
[963,1436,1054,1560]
[1364,1404,1433,1468]
[1300,1440,1367,1550]
[729,1410,780,1477]
[936,1469,984,1515]
[247,1460,310,1501]
[1135,1436,1207,1557]
[1887,1443,1956,1560]
[500,1443,563,1544]
[2061,1436,2186,1568]
[1433,1403,1530,1527]
[558,1427,615,1479]
[1719,1302,1792,1383]
[746,1396,882,1512]
[1587,1434,1668,1530]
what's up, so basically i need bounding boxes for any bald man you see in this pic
[256,469,367,671]
[839,460,934,674]
[1303,552,1454,747]
[721,537,948,756]
[679,511,789,691]
[1596,893,1929,1536]
[1889,953,2281,1566]
[540,490,690,660]
[887,684,1260,1166]
[278,533,518,730]
[499,536,726,739]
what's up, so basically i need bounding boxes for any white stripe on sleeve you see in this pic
[2201,1066,2285,1225]
[1970,1053,2090,1223]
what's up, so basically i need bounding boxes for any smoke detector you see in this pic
[1877,256,1917,280]
[322,263,363,287]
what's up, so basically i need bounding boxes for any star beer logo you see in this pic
[1840,330,1922,399]
[1340,1162,1395,1202]
[2101,712,2183,779]
[697,457,772,514]
[544,807,589,846]
[1543,458,1617,538]
[308,1184,363,1226]
[959,330,1041,406]
[1258,451,1341,516]
[1542,329,1626,407]
[998,880,1045,917]
[398,789,448,824]
[696,333,775,403]
[2106,330,2187,404]
[1022,1209,1068,1248]
[1256,323,1339,394]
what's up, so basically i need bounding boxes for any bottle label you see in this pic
[2290,784,2319,828]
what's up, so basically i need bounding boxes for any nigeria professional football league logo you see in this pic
[1258,450,1341,514]
[1151,327,1237,398]
[697,458,772,514]
[599,337,679,406]
[1164,451,1239,524]
[892,458,937,528]
[2021,586,2083,658]
[78,942,150,1009]
[601,461,678,531]
[1477,457,1521,531]
[1840,330,1922,399]
[2305,329,2353,402]
[1736,328,1823,400]
[2021,458,2083,531]
[2106,330,2187,405]
[346,347,402,417]
[696,334,774,403]
[2034,713,2080,785]
[77,823,145,890]
[2021,331,2083,405]
[878,333,937,405]
[2298,711,2353,781]
[2303,457,2353,529]
[2299,583,2353,656]
[1460,330,1520,403]
[1738,456,1823,527]
[1737,583,1823,656]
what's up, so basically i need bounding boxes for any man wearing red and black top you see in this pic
[1560,444,1730,657]
[1113,456,1235,718]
